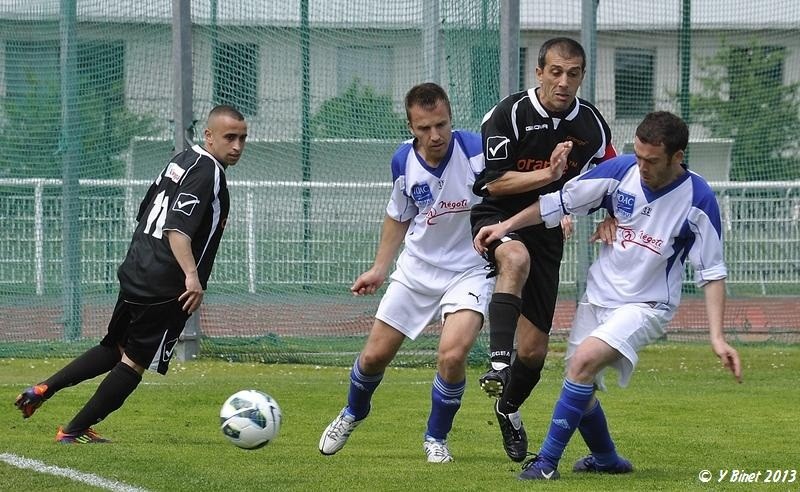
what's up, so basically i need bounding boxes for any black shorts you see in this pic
[101,293,190,375]
[471,211,563,334]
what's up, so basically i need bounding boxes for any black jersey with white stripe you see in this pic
[117,145,229,299]
[473,88,616,218]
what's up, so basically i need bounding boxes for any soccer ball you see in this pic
[220,389,282,449]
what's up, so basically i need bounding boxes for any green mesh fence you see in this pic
[0,0,798,366]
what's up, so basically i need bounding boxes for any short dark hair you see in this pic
[209,104,245,122]
[404,82,452,121]
[537,37,586,71]
[635,111,689,157]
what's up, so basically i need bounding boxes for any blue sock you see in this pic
[346,357,383,420]
[578,399,619,467]
[539,379,594,467]
[425,373,465,440]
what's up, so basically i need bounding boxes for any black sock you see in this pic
[64,362,141,433]
[42,344,121,399]
[499,357,544,414]
[488,293,522,366]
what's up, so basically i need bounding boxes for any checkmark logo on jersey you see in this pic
[172,193,199,216]
[486,136,510,161]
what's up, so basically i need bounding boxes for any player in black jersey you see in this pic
[14,105,247,443]
[470,38,616,461]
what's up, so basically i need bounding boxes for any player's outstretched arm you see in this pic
[480,141,573,196]
[473,142,575,253]
[472,201,545,255]
[350,215,409,296]
[703,279,743,383]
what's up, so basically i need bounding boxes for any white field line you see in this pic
[0,453,149,492]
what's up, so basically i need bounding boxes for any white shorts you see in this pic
[566,299,674,390]
[375,252,494,340]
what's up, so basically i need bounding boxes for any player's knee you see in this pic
[494,242,530,280]
[358,350,392,373]
[436,347,467,377]
[515,353,546,372]
[516,343,547,367]
[565,352,601,384]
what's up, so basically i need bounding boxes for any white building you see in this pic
[1,0,798,180]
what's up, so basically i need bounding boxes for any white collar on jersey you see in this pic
[528,87,580,122]
[193,144,225,170]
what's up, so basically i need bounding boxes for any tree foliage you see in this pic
[0,78,154,179]
[690,40,800,180]
[310,79,407,140]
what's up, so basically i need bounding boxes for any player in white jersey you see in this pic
[319,83,493,463]
[474,111,742,480]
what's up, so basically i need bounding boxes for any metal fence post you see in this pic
[499,0,520,98]
[60,0,82,341]
[173,0,198,361]
[576,0,599,303]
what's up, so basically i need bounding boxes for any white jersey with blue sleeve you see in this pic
[385,130,485,272]
[539,154,727,309]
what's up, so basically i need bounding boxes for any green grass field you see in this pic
[1,343,798,491]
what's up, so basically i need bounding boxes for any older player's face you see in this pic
[633,137,685,191]
[205,115,248,167]
[535,50,585,113]
[407,100,452,166]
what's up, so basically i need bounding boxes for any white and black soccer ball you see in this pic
[220,389,282,449]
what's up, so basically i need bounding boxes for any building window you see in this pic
[615,48,654,119]
[519,46,527,92]
[213,42,258,115]
[336,46,393,97]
